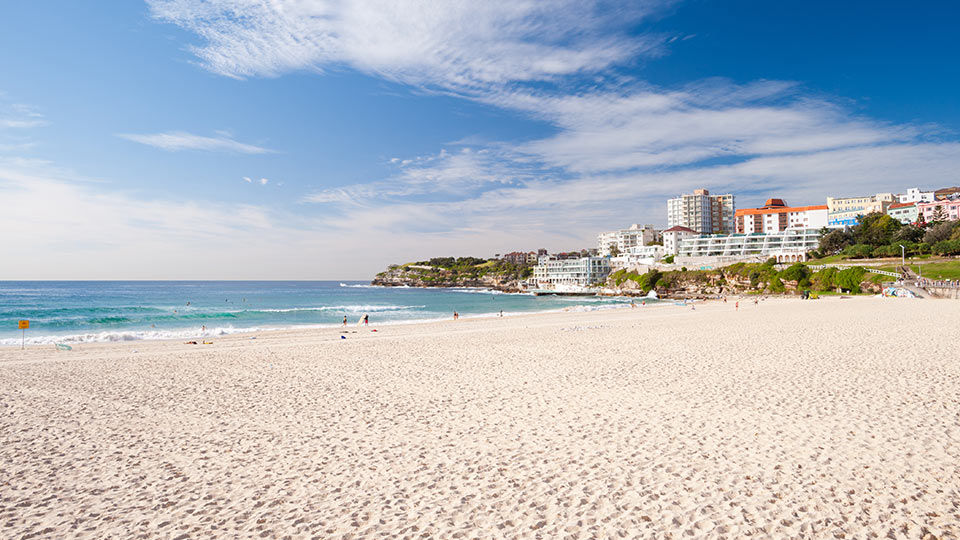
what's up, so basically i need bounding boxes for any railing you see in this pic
[775,263,902,278]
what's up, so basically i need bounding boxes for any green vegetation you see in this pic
[906,262,960,280]
[611,258,896,295]
[810,213,960,261]
[378,256,534,285]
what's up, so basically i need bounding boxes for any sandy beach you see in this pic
[2,296,958,539]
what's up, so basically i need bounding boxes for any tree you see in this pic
[608,244,620,257]
[923,220,960,245]
[931,205,949,224]
[819,229,853,254]
[852,212,901,247]
[892,224,924,244]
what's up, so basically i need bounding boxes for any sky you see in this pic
[1,0,958,279]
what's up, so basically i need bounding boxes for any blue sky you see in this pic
[1,0,958,279]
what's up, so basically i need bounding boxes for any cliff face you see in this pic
[371,261,527,292]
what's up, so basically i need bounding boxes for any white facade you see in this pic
[609,245,664,269]
[899,188,935,204]
[677,229,823,262]
[666,188,735,234]
[662,226,697,255]
[533,257,611,288]
[597,224,659,257]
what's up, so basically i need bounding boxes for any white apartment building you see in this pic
[609,245,665,269]
[666,188,735,234]
[677,228,823,263]
[899,188,935,204]
[533,257,611,289]
[597,224,660,257]
[662,226,697,255]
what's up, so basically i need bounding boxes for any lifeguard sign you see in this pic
[18,320,29,349]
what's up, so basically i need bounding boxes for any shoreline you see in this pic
[0,293,676,347]
[3,295,957,538]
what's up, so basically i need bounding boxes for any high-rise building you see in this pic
[666,188,735,234]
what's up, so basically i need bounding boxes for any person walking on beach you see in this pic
[735,301,739,311]
[453,311,459,320]
[363,314,369,326]
[342,316,347,327]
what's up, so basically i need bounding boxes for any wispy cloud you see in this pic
[0,101,46,130]
[147,0,669,92]
[117,131,275,154]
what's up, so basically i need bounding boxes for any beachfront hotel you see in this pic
[596,224,660,257]
[826,193,897,226]
[734,199,828,233]
[533,256,611,289]
[666,188,735,234]
[676,228,823,264]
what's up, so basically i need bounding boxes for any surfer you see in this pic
[363,314,369,326]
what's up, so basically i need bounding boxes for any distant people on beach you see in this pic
[453,311,459,320]
[735,301,739,311]
[342,316,348,327]
[363,314,369,326]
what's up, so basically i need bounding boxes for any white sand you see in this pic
[1,296,958,539]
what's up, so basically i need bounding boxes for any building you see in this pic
[886,202,919,225]
[734,199,828,233]
[677,228,823,264]
[899,188,935,204]
[918,199,960,222]
[666,188,735,234]
[597,224,660,257]
[934,187,960,200]
[826,193,896,227]
[533,256,611,289]
[661,225,697,255]
[609,245,664,269]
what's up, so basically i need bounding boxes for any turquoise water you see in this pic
[0,281,649,345]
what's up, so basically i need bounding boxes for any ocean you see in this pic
[0,281,652,345]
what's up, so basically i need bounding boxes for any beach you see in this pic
[1,296,958,539]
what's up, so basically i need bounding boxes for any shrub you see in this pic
[836,267,867,293]
[780,263,810,283]
[768,277,786,293]
[812,267,838,291]
[663,254,675,264]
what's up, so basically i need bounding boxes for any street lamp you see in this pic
[899,244,905,268]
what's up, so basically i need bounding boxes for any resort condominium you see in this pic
[666,188,735,234]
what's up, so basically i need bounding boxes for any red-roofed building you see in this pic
[886,201,918,224]
[662,225,697,255]
[735,199,828,233]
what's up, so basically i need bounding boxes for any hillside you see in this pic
[372,257,532,291]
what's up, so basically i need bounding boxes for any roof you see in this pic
[735,204,828,217]
[663,226,696,233]
[888,202,915,209]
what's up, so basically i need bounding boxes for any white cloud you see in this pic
[243,176,252,183]
[260,177,269,185]
[147,0,669,92]
[117,131,275,154]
